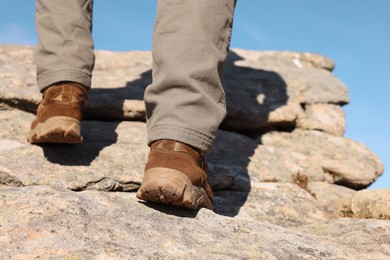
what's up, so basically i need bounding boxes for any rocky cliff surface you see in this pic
[0,45,388,259]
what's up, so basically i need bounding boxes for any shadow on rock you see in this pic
[40,71,152,166]
[138,201,200,218]
[221,51,290,132]
[83,70,152,121]
[40,121,119,166]
[208,50,288,217]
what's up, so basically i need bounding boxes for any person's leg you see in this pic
[144,0,237,152]
[29,0,94,144]
[138,0,237,210]
[35,0,95,91]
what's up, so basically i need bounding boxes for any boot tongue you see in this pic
[155,140,204,166]
[45,85,79,103]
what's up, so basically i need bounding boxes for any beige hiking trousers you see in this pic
[35,0,236,152]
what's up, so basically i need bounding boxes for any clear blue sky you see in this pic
[0,1,389,189]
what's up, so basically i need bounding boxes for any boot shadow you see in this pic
[40,70,152,166]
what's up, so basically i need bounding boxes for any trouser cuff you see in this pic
[147,125,215,152]
[37,69,92,92]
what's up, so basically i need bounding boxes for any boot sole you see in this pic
[28,116,82,144]
[136,167,213,210]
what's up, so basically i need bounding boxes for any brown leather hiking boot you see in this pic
[136,140,214,210]
[28,82,88,144]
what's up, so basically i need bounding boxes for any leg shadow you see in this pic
[209,50,288,217]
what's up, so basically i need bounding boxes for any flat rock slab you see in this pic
[262,129,384,189]
[0,109,147,191]
[215,182,329,227]
[352,189,390,219]
[307,182,356,218]
[209,128,384,190]
[297,103,346,136]
[0,109,335,227]
[0,109,383,194]
[222,49,348,131]
[294,219,390,259]
[0,45,349,132]
[1,186,389,259]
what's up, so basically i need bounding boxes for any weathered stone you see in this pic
[215,183,329,227]
[224,49,348,104]
[3,108,373,196]
[0,165,23,187]
[262,130,384,189]
[0,109,146,191]
[0,45,349,132]
[0,109,326,194]
[85,51,152,121]
[1,185,389,259]
[297,103,346,136]
[267,102,305,126]
[208,129,325,192]
[307,182,356,218]
[232,49,336,71]
[1,108,384,195]
[294,219,390,259]
[1,45,389,259]
[0,109,247,192]
[221,49,348,131]
[351,189,390,219]
[0,45,38,112]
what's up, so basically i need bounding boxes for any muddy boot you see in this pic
[28,82,88,144]
[137,140,214,210]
